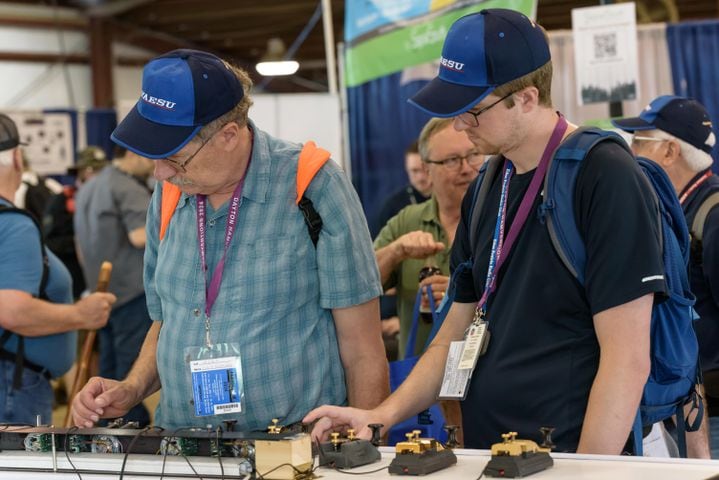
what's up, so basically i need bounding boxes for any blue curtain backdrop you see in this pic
[667,20,719,170]
[85,108,118,160]
[348,72,433,228]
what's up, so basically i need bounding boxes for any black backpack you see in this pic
[22,178,54,223]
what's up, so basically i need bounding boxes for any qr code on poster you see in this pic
[593,33,617,59]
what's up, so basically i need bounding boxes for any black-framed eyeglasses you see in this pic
[424,149,485,171]
[457,91,516,127]
[163,128,220,173]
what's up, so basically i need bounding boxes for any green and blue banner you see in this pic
[344,0,538,87]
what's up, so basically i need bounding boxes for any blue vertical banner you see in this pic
[667,20,719,169]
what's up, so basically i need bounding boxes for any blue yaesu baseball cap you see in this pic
[111,49,244,159]
[409,8,551,118]
[611,95,716,154]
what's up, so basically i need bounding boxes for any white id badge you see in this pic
[185,343,244,417]
[439,341,472,400]
[457,320,490,371]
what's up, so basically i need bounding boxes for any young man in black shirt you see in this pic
[305,9,665,454]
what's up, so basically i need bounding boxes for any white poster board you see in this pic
[7,111,73,175]
[572,3,639,106]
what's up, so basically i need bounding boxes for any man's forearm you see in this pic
[577,361,648,454]
[0,290,83,336]
[375,302,475,428]
[123,321,162,404]
[344,354,389,409]
[375,243,404,285]
[579,295,652,454]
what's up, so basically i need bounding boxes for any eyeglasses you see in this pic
[424,149,484,171]
[457,91,516,127]
[163,129,220,173]
[631,135,666,146]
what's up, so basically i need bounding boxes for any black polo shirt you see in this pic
[451,141,666,452]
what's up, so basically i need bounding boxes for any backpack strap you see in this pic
[0,205,50,389]
[543,127,632,285]
[159,182,182,241]
[296,141,330,247]
[691,190,719,243]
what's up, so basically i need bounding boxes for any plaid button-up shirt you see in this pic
[144,121,381,430]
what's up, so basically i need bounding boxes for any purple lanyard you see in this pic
[196,163,250,345]
[476,115,568,320]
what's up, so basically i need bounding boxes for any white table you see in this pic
[0,447,717,479]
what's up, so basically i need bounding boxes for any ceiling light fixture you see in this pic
[255,38,299,76]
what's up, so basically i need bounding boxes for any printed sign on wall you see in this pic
[572,3,640,105]
[7,111,73,175]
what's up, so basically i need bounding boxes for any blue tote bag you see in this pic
[387,286,447,445]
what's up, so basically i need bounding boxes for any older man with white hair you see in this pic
[0,113,114,425]
[614,96,719,458]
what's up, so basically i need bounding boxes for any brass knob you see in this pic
[347,429,356,440]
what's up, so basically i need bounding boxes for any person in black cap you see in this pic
[305,8,666,454]
[71,50,388,431]
[0,114,115,425]
[614,95,718,458]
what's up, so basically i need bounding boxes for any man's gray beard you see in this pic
[167,177,195,187]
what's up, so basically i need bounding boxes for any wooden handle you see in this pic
[95,262,112,293]
[64,262,113,427]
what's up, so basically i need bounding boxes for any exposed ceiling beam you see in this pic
[0,50,146,66]
[0,15,86,30]
[85,0,155,17]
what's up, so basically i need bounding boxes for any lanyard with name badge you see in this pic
[185,137,252,418]
[440,115,568,400]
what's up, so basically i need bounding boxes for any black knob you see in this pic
[539,426,556,450]
[368,424,384,447]
[443,425,460,449]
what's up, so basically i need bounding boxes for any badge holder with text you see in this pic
[185,342,244,417]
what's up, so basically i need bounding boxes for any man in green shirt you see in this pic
[374,118,483,358]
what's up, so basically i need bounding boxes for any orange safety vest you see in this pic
[159,140,331,243]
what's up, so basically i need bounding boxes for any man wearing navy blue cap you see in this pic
[71,49,388,431]
[306,9,666,454]
[614,96,718,458]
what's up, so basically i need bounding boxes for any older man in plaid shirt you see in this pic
[71,50,388,430]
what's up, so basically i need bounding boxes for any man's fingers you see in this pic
[309,415,334,441]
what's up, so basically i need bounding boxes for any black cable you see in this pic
[119,425,153,480]
[476,464,487,479]
[255,462,309,480]
[63,426,83,480]
[181,454,205,479]
[215,427,225,480]
[331,465,390,475]
[159,442,169,480]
